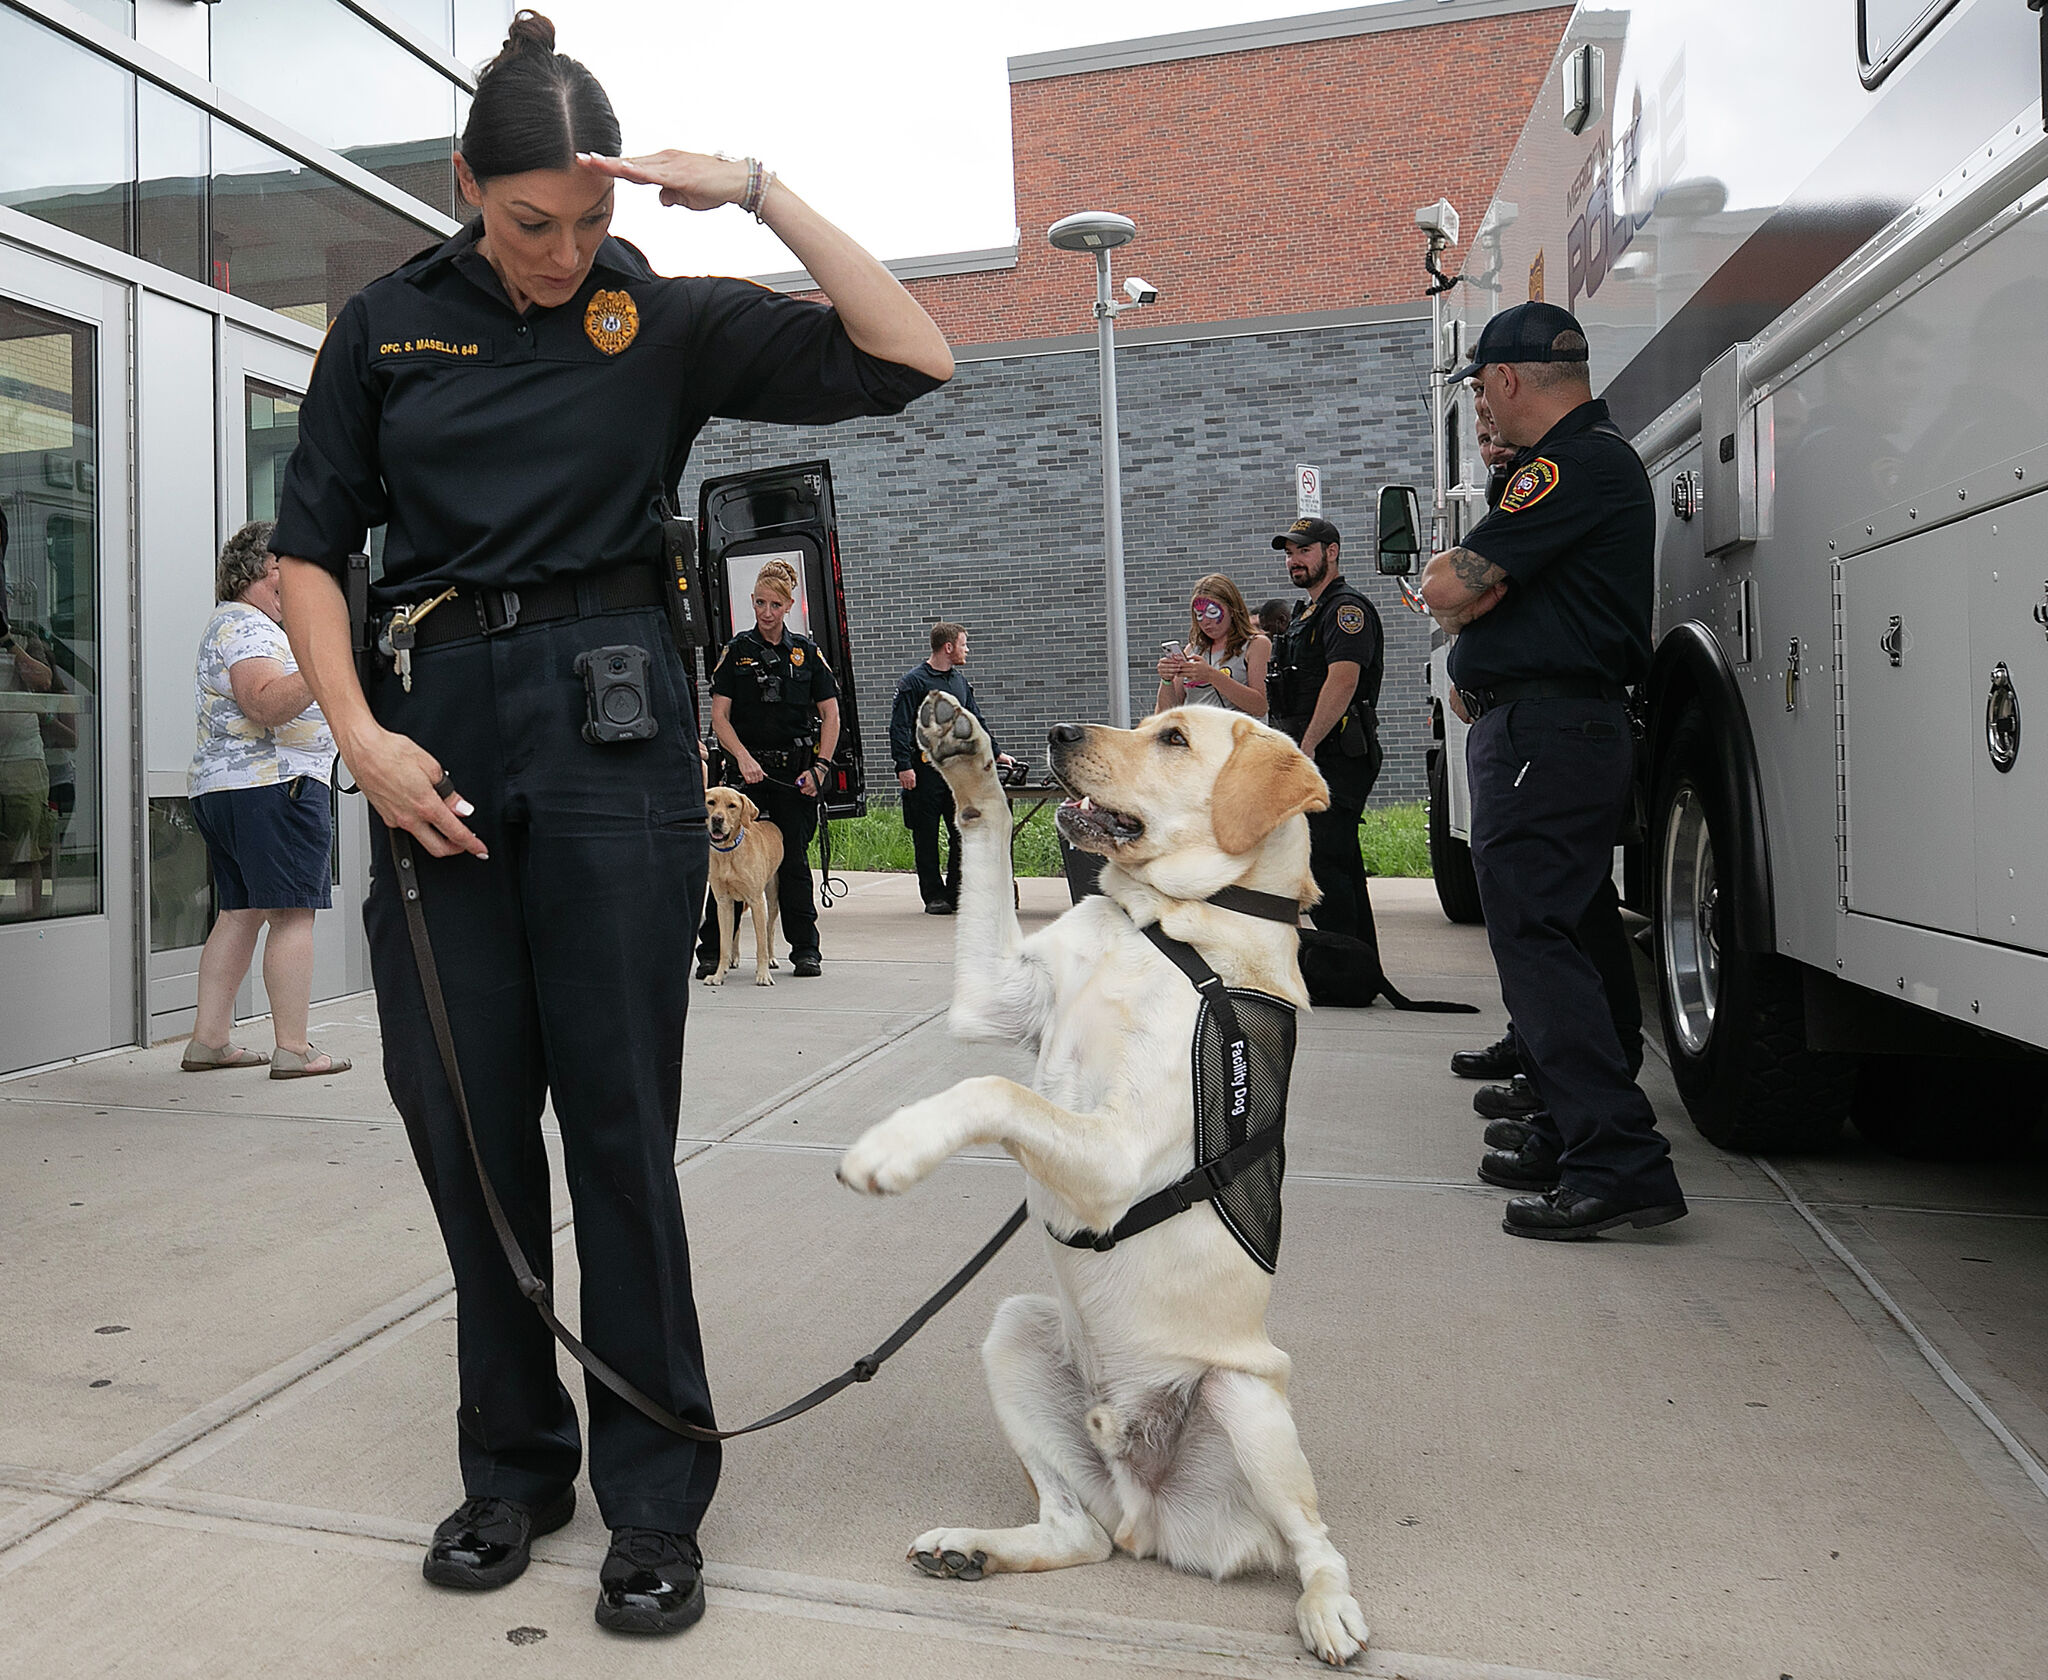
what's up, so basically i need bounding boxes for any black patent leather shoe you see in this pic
[1483,1114,1555,1152]
[1473,1074,1544,1120]
[1477,1139,1561,1191]
[791,951,823,977]
[596,1528,706,1635]
[1450,1031,1519,1080]
[422,1488,575,1591]
[1502,1184,1689,1241]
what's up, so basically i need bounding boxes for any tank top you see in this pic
[1177,640,1253,711]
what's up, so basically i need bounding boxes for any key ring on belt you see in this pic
[377,588,458,692]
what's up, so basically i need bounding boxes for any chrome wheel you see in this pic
[1661,785,1720,1058]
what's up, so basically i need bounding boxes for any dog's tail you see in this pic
[1376,983,1479,1014]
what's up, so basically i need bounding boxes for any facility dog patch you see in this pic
[1499,457,1560,513]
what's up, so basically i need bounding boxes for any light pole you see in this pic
[1048,210,1156,728]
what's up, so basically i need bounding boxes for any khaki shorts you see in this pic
[0,756,54,862]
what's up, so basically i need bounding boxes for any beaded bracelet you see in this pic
[740,158,775,221]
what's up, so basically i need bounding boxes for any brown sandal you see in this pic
[181,1040,270,1072]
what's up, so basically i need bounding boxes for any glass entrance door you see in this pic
[0,254,135,1072]
[223,325,367,1007]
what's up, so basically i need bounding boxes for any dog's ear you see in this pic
[1211,722,1330,855]
[740,795,760,824]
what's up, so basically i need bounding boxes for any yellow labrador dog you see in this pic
[839,694,1370,1667]
[704,786,782,988]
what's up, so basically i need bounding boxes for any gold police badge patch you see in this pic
[1499,457,1560,513]
[790,646,805,666]
[584,289,638,355]
[1335,603,1366,635]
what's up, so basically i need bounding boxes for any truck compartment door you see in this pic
[1840,530,1975,934]
[1971,493,2048,952]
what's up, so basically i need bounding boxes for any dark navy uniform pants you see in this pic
[1507,882,1644,1078]
[364,601,719,1533]
[902,764,960,908]
[1467,697,1679,1202]
[1305,748,1381,962]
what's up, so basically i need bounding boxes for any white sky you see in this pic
[540,0,1392,277]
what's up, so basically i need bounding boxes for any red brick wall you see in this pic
[888,8,1570,347]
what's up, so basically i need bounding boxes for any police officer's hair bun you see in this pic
[462,10,622,185]
[754,560,800,604]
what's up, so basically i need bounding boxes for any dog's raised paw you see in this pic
[916,693,993,774]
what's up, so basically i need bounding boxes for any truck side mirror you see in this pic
[1376,484,1423,577]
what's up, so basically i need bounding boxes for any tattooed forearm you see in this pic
[1446,547,1506,594]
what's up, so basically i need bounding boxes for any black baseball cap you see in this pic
[1272,516,1341,550]
[1448,300,1590,383]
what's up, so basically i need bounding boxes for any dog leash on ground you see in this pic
[387,824,1024,1442]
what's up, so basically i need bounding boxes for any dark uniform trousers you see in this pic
[1466,697,1678,1202]
[902,764,960,907]
[363,602,720,1533]
[1508,884,1644,1078]
[1305,747,1381,962]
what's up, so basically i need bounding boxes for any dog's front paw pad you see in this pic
[1296,1586,1369,1667]
[910,1547,986,1582]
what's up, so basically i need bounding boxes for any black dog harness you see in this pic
[1053,886,1300,1273]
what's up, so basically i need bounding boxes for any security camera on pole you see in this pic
[1047,211,1157,727]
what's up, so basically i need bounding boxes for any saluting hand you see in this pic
[577,150,752,213]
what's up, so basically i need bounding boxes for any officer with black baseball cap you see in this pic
[1265,516,1385,955]
[1418,300,1686,1241]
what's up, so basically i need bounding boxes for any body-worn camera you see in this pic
[574,644,659,746]
[754,668,785,704]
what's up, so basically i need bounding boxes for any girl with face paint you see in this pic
[1154,572,1269,717]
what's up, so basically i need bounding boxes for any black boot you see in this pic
[1502,1185,1689,1241]
[596,1528,707,1635]
[1477,1136,1561,1191]
[1449,1030,1519,1080]
[1473,1074,1544,1120]
[422,1489,575,1591]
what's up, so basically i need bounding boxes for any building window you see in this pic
[0,299,103,927]
[380,0,455,53]
[211,0,459,216]
[211,119,438,329]
[137,81,209,285]
[1859,0,1961,87]
[246,383,303,524]
[148,797,213,952]
[71,0,133,36]
[0,8,135,255]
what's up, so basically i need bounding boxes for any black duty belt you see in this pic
[1457,678,1626,720]
[389,565,666,651]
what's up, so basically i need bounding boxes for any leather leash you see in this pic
[388,826,1024,1442]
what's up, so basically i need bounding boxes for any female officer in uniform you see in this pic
[271,11,952,1638]
[704,558,837,976]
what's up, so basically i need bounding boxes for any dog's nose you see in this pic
[1048,723,1086,746]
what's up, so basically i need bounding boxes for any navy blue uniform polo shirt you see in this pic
[1446,398,1654,692]
[711,627,839,751]
[270,223,944,608]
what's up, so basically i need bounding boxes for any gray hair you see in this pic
[1515,331,1593,393]
[216,520,277,603]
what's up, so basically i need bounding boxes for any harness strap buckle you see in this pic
[1089,1231,1119,1252]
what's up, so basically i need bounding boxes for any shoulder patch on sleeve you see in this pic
[1499,457,1560,513]
[1335,603,1366,635]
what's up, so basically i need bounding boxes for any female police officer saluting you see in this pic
[703,558,837,976]
[272,11,952,1639]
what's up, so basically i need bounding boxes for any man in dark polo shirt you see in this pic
[1419,301,1685,1241]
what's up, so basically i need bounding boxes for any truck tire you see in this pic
[1652,704,1851,1151]
[1427,747,1485,925]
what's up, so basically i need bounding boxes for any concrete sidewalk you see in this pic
[4,872,2047,1678]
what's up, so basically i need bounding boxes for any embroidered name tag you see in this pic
[375,337,492,362]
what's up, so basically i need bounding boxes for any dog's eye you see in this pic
[1157,726,1188,748]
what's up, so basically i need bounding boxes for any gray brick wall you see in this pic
[684,317,1438,808]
